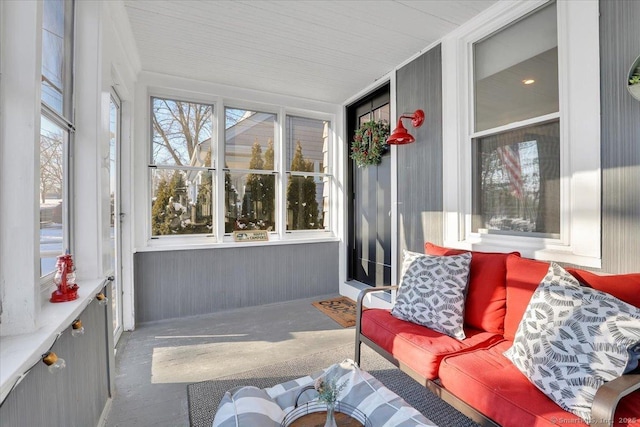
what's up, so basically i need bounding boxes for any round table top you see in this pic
[288,411,363,427]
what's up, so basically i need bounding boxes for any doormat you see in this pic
[311,296,357,328]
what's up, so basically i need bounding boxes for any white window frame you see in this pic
[145,93,336,247]
[283,112,333,236]
[39,0,75,290]
[442,0,601,267]
[148,95,216,240]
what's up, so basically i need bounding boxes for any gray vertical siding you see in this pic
[0,295,111,427]
[134,242,339,323]
[600,0,640,273]
[396,45,444,254]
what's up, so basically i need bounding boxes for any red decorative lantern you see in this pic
[50,253,78,303]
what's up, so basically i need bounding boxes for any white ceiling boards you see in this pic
[123,0,496,103]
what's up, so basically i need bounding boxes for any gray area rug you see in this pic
[187,344,479,427]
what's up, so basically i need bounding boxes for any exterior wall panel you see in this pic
[396,45,444,255]
[0,297,110,426]
[134,242,339,323]
[600,0,640,273]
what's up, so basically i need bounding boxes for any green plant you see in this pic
[314,376,347,404]
[630,74,640,85]
[350,120,390,168]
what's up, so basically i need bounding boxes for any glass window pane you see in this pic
[286,116,329,172]
[41,0,65,113]
[109,98,118,274]
[224,172,275,232]
[287,175,329,231]
[373,104,390,123]
[151,97,213,167]
[358,113,371,127]
[472,120,560,237]
[225,108,276,170]
[151,168,213,236]
[40,115,66,276]
[474,2,558,131]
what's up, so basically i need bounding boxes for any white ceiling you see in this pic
[123,0,497,104]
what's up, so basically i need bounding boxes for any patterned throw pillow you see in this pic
[504,263,640,423]
[391,251,471,340]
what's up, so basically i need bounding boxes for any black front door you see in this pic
[347,84,391,287]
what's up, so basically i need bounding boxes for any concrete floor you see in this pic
[104,294,354,427]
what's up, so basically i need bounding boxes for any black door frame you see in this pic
[346,82,391,286]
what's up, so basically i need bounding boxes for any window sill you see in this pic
[136,234,340,253]
[444,235,602,269]
[0,278,107,404]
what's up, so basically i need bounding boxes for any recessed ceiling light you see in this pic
[522,79,535,85]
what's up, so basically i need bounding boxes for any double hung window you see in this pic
[285,116,330,231]
[443,0,601,266]
[39,0,74,277]
[150,97,214,237]
[471,1,559,238]
[224,108,277,233]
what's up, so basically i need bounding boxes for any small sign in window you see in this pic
[233,230,269,242]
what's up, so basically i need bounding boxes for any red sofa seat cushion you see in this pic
[425,242,519,334]
[567,268,640,308]
[504,255,550,341]
[361,308,501,380]
[439,341,640,427]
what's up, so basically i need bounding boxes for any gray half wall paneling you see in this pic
[134,242,339,323]
[599,0,640,274]
[0,298,110,427]
[396,45,444,255]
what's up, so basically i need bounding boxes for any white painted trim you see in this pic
[389,71,399,287]
[441,0,601,268]
[0,278,106,404]
[135,74,342,254]
[0,0,42,334]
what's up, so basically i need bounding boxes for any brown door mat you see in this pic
[312,296,357,328]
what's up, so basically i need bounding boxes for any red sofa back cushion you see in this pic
[566,268,640,308]
[504,255,550,341]
[425,243,519,334]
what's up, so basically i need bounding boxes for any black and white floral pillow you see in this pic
[391,251,471,340]
[504,263,640,423]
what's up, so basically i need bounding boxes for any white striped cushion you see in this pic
[212,386,283,427]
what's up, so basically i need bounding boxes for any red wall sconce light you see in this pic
[386,109,425,145]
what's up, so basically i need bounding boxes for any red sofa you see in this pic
[354,243,640,427]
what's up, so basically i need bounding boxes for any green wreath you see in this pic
[350,121,391,168]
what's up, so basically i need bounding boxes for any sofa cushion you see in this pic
[504,255,550,341]
[391,251,472,340]
[212,386,284,427]
[361,308,502,380]
[504,263,640,423]
[567,268,640,308]
[425,242,519,334]
[440,340,640,427]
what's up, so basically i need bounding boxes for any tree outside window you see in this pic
[150,97,213,236]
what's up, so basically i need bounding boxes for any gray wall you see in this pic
[134,242,339,323]
[396,45,444,254]
[0,295,111,426]
[599,0,640,274]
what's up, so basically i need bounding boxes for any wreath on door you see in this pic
[350,121,391,168]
